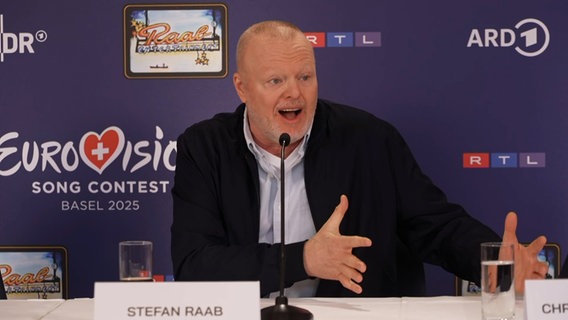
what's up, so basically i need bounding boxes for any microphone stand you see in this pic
[261,133,313,320]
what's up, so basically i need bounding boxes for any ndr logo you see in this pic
[0,14,47,62]
[463,152,545,168]
[467,18,550,57]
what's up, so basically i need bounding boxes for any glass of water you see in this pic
[481,242,515,320]
[119,240,153,282]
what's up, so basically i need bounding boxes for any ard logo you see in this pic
[467,18,550,57]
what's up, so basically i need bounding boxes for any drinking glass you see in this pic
[118,240,153,281]
[481,242,515,320]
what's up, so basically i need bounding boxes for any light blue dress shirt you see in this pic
[243,108,318,297]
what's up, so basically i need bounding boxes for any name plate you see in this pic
[94,281,260,320]
[525,279,568,320]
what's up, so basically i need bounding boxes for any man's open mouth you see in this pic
[279,108,302,120]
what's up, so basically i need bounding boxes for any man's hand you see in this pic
[303,195,372,294]
[502,211,548,294]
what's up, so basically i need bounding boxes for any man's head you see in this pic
[233,20,318,155]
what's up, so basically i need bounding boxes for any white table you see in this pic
[0,296,526,320]
[0,299,64,320]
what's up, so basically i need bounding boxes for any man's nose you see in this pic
[284,79,301,99]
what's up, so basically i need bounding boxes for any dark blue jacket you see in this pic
[171,99,500,297]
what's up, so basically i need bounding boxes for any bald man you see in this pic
[171,20,547,297]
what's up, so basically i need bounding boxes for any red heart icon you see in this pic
[79,127,125,174]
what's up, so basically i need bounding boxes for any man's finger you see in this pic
[502,211,518,243]
[322,195,349,231]
[340,264,364,283]
[526,235,547,255]
[535,261,549,278]
[344,255,367,274]
[338,274,363,294]
[342,235,373,249]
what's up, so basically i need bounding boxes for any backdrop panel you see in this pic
[1,0,566,298]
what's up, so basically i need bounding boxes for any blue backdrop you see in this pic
[1,0,566,298]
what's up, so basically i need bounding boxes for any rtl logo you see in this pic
[463,153,545,168]
[304,32,381,48]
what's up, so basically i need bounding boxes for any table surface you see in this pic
[0,296,526,320]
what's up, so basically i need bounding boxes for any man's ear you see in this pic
[233,73,247,103]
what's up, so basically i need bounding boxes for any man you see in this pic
[171,20,548,297]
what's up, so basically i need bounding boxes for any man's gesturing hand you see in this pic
[303,195,372,294]
[502,211,548,294]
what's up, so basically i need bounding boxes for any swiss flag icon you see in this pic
[79,126,125,174]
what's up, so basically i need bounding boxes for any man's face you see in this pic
[233,33,318,152]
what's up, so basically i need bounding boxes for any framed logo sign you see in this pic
[0,245,68,299]
[123,3,228,79]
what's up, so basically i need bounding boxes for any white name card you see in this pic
[525,279,568,320]
[94,281,260,320]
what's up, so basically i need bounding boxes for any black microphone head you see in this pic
[279,133,290,147]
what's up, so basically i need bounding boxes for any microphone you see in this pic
[279,133,290,148]
[261,133,313,320]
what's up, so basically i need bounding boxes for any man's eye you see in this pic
[269,79,282,85]
[300,75,311,81]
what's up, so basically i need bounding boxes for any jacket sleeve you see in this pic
[385,125,501,284]
[170,126,310,296]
